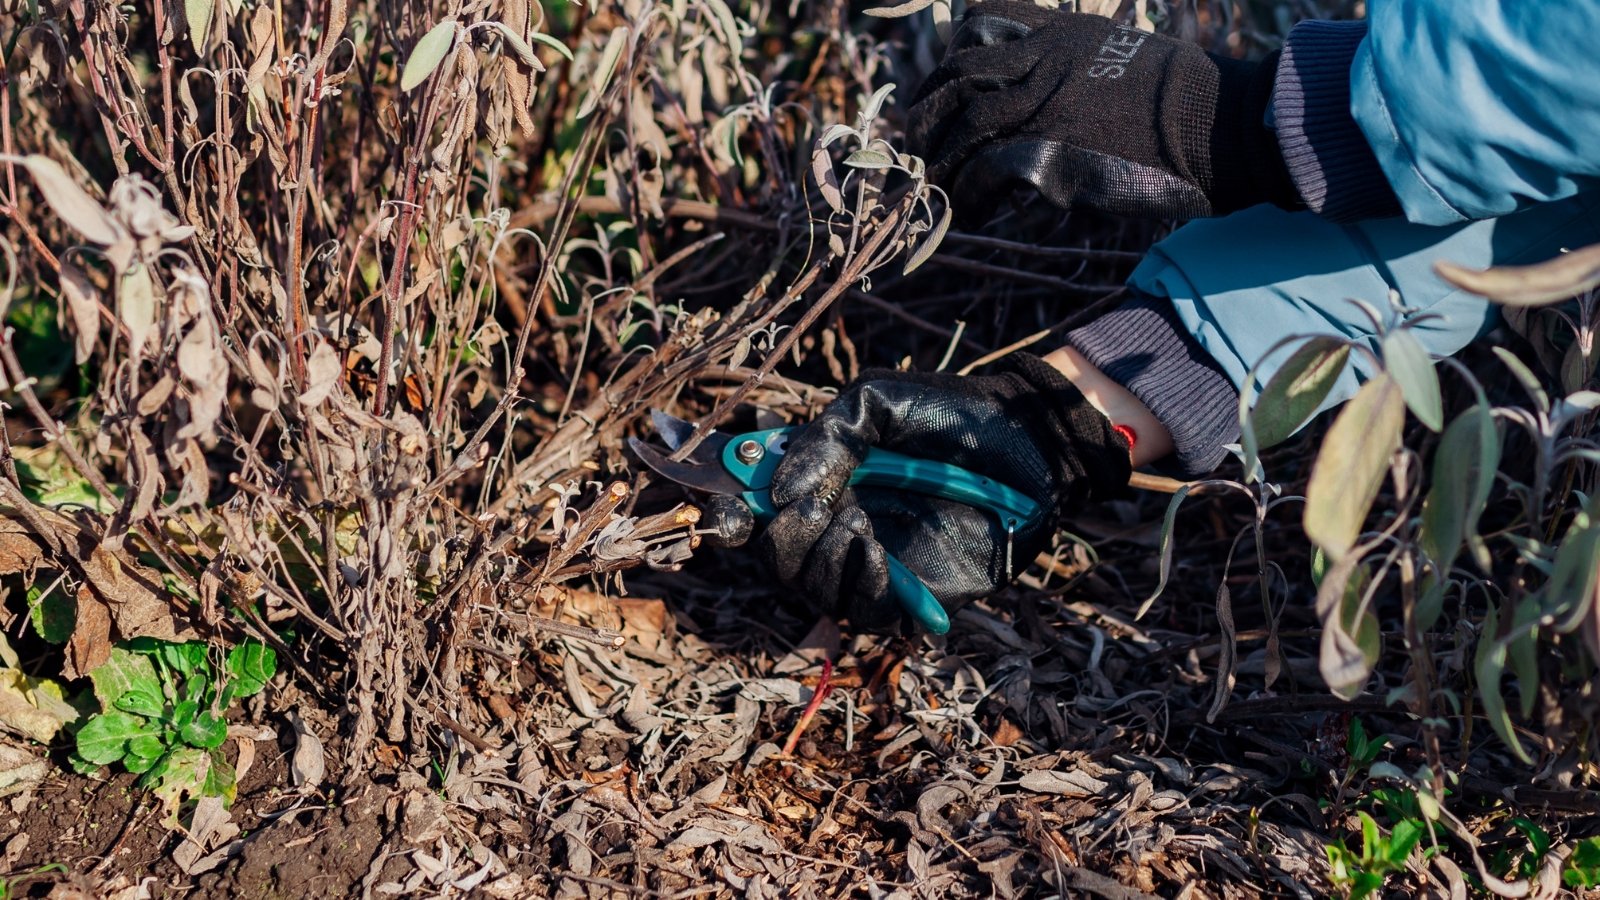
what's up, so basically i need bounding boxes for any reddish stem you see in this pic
[781,658,835,756]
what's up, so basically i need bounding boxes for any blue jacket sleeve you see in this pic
[1354,1,1600,224]
[1126,192,1600,421]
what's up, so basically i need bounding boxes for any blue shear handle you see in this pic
[723,427,1040,635]
[741,485,950,634]
[850,449,1041,527]
[885,555,951,634]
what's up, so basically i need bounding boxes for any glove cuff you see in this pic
[984,352,1133,509]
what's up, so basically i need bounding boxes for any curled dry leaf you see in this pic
[812,148,844,214]
[21,155,123,246]
[0,744,49,799]
[286,709,326,790]
[58,261,102,364]
[118,264,158,361]
[299,339,342,407]
[82,545,188,641]
[1018,768,1112,797]
[172,795,237,874]
[0,663,69,743]
[177,314,229,443]
[65,586,113,680]
[1435,242,1600,307]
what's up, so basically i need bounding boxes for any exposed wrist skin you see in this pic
[1040,345,1173,468]
[1061,292,1243,476]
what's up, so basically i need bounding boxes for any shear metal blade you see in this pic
[627,437,745,496]
[650,409,699,451]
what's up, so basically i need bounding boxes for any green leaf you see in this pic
[1509,601,1540,718]
[1510,817,1551,858]
[487,21,544,71]
[577,27,628,118]
[202,749,237,804]
[1564,837,1600,888]
[1414,573,1446,632]
[225,643,277,698]
[159,641,209,678]
[842,149,893,169]
[182,711,227,750]
[150,747,212,816]
[1358,811,1381,860]
[1247,337,1351,450]
[114,689,164,719]
[75,711,147,765]
[1493,346,1550,412]
[401,18,459,92]
[1383,329,1443,431]
[902,205,951,276]
[123,747,165,775]
[137,749,172,788]
[128,733,165,760]
[529,31,575,61]
[88,648,162,709]
[1562,339,1595,394]
[172,699,198,730]
[185,0,215,55]
[1475,601,1533,764]
[1387,819,1424,865]
[27,585,74,644]
[1305,373,1406,560]
[1346,716,1370,764]
[1350,871,1384,900]
[1539,516,1600,628]
[1311,546,1328,588]
[1418,404,1500,572]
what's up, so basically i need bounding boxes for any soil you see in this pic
[1,716,400,900]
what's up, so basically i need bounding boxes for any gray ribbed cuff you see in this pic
[1065,294,1239,476]
[1273,19,1402,222]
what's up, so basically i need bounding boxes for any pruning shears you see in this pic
[627,410,1041,634]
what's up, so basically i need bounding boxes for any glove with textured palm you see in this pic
[905,1,1297,223]
[730,353,1130,631]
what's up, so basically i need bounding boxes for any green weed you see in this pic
[73,639,276,816]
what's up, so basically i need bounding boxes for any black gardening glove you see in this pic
[905,1,1298,223]
[711,353,1131,632]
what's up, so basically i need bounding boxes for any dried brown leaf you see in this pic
[58,262,102,364]
[64,587,112,681]
[118,264,157,360]
[287,710,326,790]
[298,339,341,407]
[81,546,184,641]
[21,156,123,246]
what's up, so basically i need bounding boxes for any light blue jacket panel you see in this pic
[1130,192,1600,410]
[1354,2,1600,225]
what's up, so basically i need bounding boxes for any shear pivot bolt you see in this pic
[735,439,764,465]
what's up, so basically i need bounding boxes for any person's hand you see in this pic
[710,353,1131,631]
[905,1,1297,223]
